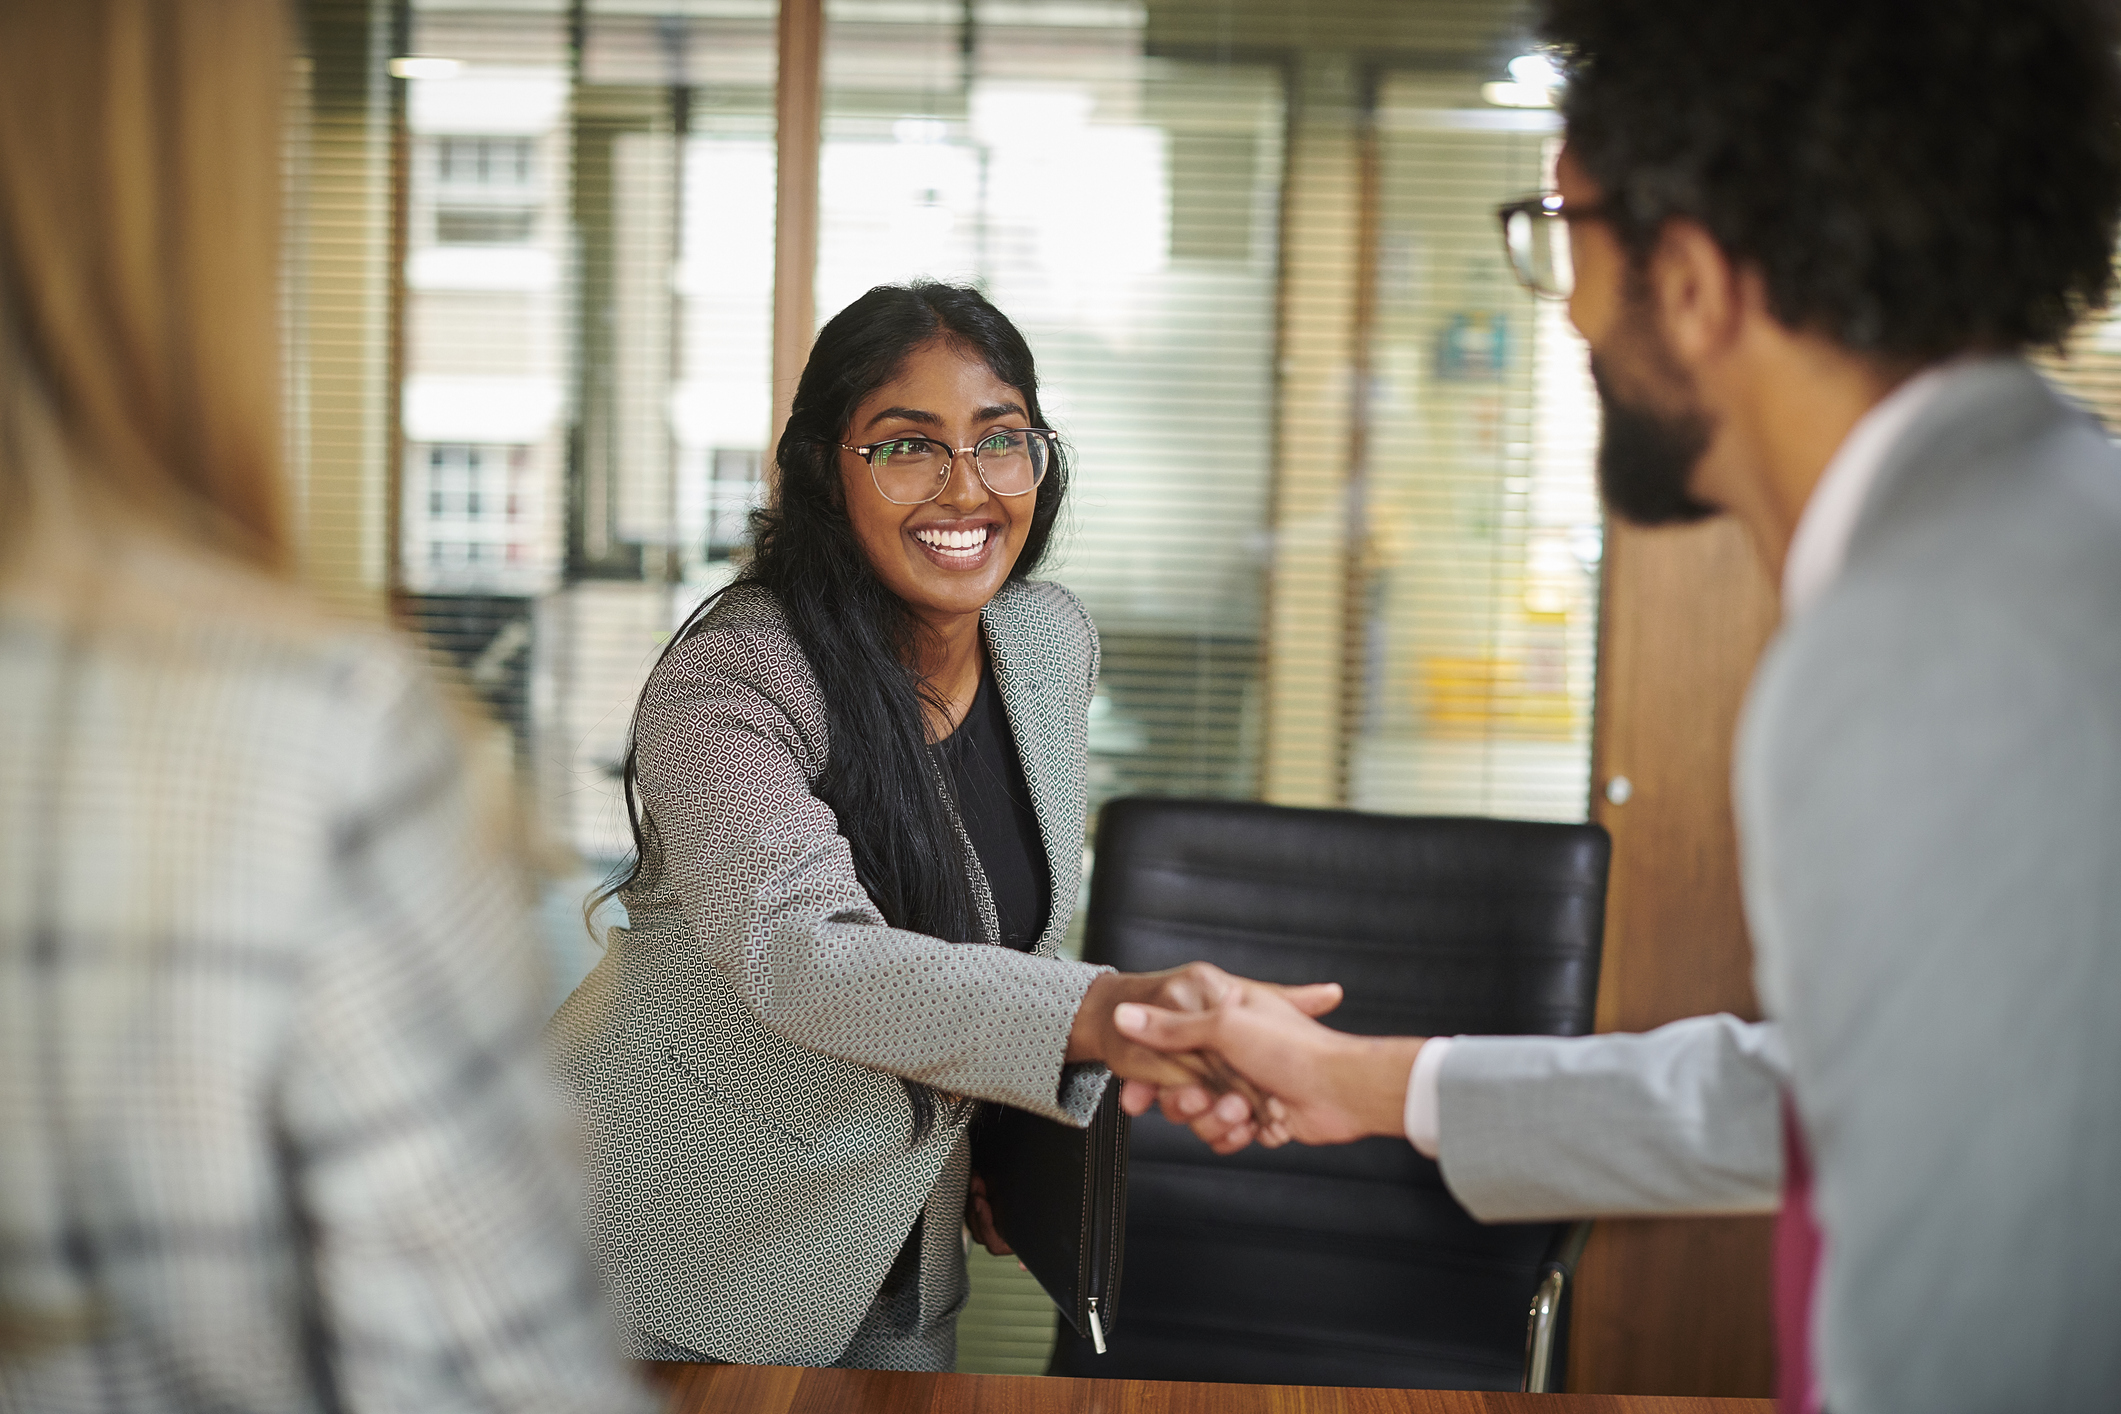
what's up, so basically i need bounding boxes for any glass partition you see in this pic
[1352,72,1598,820]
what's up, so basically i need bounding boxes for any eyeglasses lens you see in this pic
[869,438,945,503]
[971,431,1049,495]
[1505,208,1575,299]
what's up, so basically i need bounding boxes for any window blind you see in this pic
[2038,313,2121,428]
[1357,71,1597,822]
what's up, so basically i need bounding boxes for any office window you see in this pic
[533,0,783,874]
[819,1,1285,820]
[1352,74,1597,820]
[435,205,540,243]
[437,134,537,185]
[430,132,543,243]
[402,441,546,594]
[395,4,574,873]
[704,447,765,559]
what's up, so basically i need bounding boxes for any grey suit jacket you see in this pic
[550,577,1111,1366]
[1436,359,2121,1413]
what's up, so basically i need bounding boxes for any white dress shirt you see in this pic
[1401,361,1960,1157]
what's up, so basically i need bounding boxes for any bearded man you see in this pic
[1114,3,2121,1412]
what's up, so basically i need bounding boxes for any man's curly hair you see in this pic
[1542,0,2121,358]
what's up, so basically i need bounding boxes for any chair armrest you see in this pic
[1522,1220,1593,1393]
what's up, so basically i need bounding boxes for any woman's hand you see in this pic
[1065,963,1344,1146]
[966,1171,1013,1257]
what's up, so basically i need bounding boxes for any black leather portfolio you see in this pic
[969,1083,1129,1352]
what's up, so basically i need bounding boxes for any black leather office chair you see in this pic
[1050,798,1610,1392]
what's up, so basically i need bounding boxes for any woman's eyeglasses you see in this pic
[1495,192,1607,300]
[840,428,1058,506]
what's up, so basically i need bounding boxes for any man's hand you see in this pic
[1066,964,1343,1146]
[1113,983,1425,1150]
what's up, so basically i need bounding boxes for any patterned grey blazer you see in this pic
[550,577,1112,1366]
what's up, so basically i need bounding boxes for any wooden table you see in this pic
[652,1364,1776,1413]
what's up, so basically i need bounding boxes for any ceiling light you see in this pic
[1507,52,1563,88]
[390,57,464,80]
[1485,51,1562,108]
[1482,81,1554,109]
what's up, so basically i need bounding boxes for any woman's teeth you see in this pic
[914,526,991,559]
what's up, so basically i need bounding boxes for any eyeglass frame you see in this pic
[1495,191,1611,300]
[838,427,1060,506]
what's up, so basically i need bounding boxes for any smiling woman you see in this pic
[549,282,1332,1372]
[834,343,1057,728]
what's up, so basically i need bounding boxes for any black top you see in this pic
[938,663,1051,952]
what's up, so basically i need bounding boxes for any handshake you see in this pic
[1066,962,1428,1156]
[969,963,1430,1257]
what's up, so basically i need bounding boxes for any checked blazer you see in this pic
[549,576,1112,1367]
[0,532,652,1414]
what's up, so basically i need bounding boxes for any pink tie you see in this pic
[1775,1097,1823,1414]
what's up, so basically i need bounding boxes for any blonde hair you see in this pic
[0,0,291,574]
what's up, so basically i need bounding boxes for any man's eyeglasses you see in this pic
[840,428,1058,506]
[1495,192,1607,300]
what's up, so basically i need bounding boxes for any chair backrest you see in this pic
[1051,798,1609,1390]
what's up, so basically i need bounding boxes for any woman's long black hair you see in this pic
[593,282,1068,1143]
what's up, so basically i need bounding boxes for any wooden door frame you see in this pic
[1571,512,1781,1395]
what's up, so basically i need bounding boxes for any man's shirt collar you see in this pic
[1781,361,1963,619]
